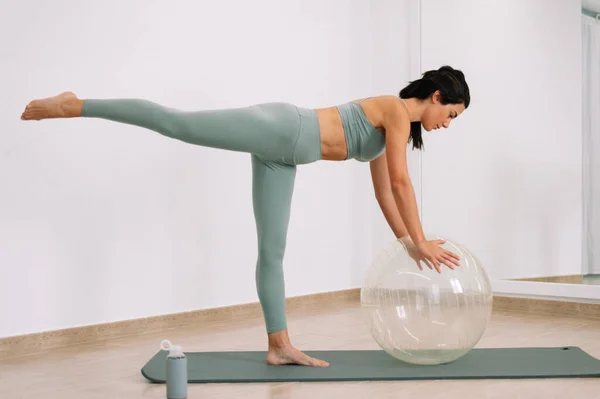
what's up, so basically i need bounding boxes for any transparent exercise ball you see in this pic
[361,235,493,365]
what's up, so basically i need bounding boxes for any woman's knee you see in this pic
[257,244,286,265]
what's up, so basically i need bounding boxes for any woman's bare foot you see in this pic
[266,329,329,367]
[21,92,83,121]
[267,345,330,367]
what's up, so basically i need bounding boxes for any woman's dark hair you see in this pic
[399,65,470,150]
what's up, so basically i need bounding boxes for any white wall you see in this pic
[416,0,582,280]
[0,0,412,338]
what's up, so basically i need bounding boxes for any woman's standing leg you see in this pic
[251,155,329,367]
[251,155,295,334]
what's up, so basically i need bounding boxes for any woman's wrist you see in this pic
[397,232,427,248]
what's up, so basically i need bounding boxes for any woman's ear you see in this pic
[431,90,441,104]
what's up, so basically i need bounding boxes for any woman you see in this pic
[21,65,470,368]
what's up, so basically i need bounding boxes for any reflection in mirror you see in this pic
[509,3,600,286]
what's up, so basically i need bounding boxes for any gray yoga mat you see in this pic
[141,346,600,383]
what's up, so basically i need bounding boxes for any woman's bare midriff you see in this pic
[314,107,349,161]
[314,97,388,161]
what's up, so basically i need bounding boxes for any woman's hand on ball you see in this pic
[415,240,461,273]
[400,239,427,271]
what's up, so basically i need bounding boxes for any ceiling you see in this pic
[582,0,600,13]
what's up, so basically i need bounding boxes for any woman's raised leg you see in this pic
[21,92,300,160]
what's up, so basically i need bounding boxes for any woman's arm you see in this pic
[381,104,426,245]
[369,154,410,239]
[378,100,460,272]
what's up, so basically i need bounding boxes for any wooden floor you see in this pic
[1,299,600,398]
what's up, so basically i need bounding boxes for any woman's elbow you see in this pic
[390,176,411,191]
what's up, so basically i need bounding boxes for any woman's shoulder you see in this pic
[351,95,401,105]
[355,96,408,128]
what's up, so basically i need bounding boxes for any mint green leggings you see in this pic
[81,99,322,333]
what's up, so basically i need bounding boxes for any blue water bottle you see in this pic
[161,339,188,399]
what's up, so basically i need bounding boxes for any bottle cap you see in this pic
[161,339,184,356]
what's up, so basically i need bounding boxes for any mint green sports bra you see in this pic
[336,102,386,162]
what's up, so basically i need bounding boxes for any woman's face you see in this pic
[421,91,465,132]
